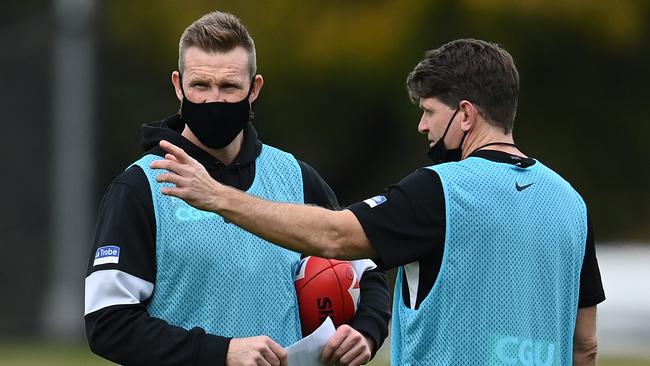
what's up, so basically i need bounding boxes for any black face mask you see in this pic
[427,107,467,164]
[180,76,254,149]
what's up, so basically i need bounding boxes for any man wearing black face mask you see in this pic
[84,11,390,366]
[152,39,605,366]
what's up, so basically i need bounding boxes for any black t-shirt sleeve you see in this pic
[298,160,340,209]
[299,160,391,355]
[86,165,156,280]
[348,168,445,270]
[578,212,606,307]
[347,268,391,355]
[85,166,230,366]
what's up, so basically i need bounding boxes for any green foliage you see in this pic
[0,342,111,366]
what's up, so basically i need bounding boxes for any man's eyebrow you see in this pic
[420,104,434,113]
[220,78,243,86]
[187,75,211,83]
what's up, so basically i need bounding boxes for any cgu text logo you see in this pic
[489,336,557,366]
[175,206,217,222]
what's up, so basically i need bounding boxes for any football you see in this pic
[294,256,360,336]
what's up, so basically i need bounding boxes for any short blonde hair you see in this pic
[178,11,256,77]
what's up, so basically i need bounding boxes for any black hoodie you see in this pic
[84,115,390,366]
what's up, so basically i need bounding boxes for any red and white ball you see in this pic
[294,256,360,336]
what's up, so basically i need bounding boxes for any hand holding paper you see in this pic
[285,317,336,366]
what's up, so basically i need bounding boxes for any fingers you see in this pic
[259,344,279,366]
[150,156,183,173]
[337,343,368,366]
[155,172,181,186]
[160,186,184,198]
[346,351,371,366]
[153,169,188,200]
[321,326,346,362]
[159,140,193,164]
[227,336,286,366]
[266,339,288,366]
[253,337,283,366]
[321,325,371,366]
[165,153,178,162]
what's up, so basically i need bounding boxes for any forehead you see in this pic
[419,97,447,110]
[183,45,250,80]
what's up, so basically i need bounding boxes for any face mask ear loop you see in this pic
[440,107,460,147]
[456,104,469,152]
[178,73,187,99]
[246,76,258,108]
[247,77,255,97]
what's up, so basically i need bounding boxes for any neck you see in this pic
[461,125,523,159]
[181,126,244,166]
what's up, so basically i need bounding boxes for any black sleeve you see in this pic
[578,212,606,307]
[348,168,445,270]
[86,306,229,366]
[85,166,230,366]
[299,160,340,209]
[299,160,391,355]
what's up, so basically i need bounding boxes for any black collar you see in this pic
[469,149,536,168]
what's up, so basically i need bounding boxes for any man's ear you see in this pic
[459,100,478,132]
[171,71,183,102]
[249,74,264,103]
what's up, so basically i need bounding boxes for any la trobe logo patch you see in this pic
[93,245,121,266]
[363,195,387,208]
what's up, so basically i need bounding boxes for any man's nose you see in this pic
[417,116,428,134]
[203,88,224,103]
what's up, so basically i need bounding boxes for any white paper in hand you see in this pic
[285,317,335,366]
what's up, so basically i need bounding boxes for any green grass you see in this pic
[0,342,648,365]
[0,342,112,366]
[598,359,650,366]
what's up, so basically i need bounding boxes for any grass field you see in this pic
[1,342,648,365]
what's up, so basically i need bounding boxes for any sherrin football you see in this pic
[294,256,360,336]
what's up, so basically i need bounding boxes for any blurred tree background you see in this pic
[1,0,648,349]
[98,0,650,239]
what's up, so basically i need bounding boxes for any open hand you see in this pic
[150,140,222,212]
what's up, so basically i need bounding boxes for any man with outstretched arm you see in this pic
[153,39,605,365]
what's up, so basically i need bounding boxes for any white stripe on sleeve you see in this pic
[349,259,378,278]
[84,269,154,315]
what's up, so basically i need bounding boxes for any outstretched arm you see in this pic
[299,161,390,363]
[150,140,378,260]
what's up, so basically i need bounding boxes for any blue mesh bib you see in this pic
[133,144,303,346]
[392,157,587,365]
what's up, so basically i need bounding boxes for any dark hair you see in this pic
[406,39,519,133]
[178,11,256,77]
